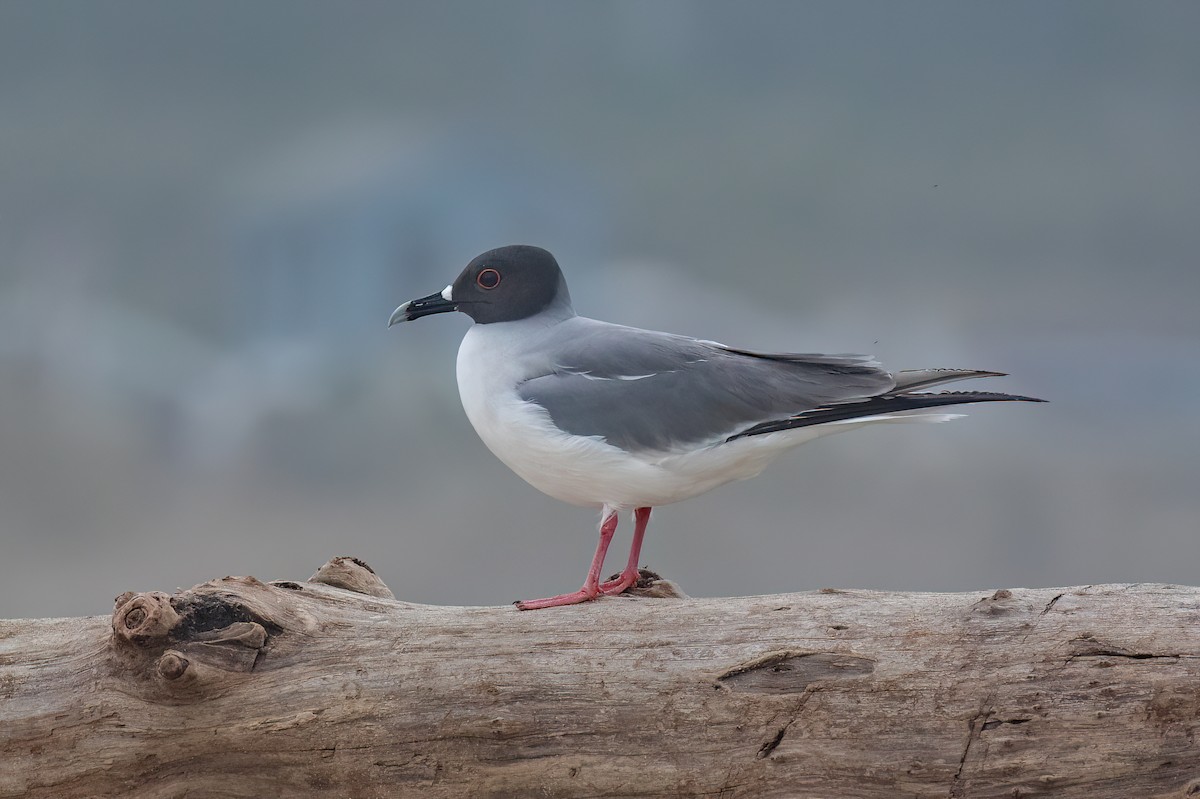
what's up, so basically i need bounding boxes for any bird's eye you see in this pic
[477,268,501,289]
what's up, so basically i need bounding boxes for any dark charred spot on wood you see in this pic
[717,651,875,694]
[272,581,303,591]
[170,594,282,641]
[829,624,848,630]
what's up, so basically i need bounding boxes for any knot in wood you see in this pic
[309,556,394,598]
[157,651,190,681]
[112,591,180,646]
[973,588,1020,616]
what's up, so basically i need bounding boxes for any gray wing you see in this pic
[515,321,895,453]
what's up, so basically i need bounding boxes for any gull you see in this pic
[390,245,1043,609]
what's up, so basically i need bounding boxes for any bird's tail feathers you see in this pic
[728,390,1045,441]
[825,411,965,426]
[890,368,1006,392]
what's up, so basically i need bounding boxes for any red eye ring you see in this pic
[477,268,501,289]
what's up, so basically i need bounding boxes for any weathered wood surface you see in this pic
[2,558,1200,798]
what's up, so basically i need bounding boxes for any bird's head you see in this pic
[389,245,572,326]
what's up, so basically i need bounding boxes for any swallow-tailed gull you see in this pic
[389,245,1043,610]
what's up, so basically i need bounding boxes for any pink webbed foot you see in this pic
[513,586,601,611]
[516,569,635,608]
[599,568,639,596]
[514,508,620,611]
[513,507,653,610]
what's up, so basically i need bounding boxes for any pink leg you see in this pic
[600,507,652,596]
[514,508,620,610]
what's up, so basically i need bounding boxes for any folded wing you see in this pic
[515,321,892,452]
[515,319,1044,454]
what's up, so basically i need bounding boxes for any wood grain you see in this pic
[2,561,1199,798]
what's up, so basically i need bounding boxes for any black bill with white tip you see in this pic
[389,286,455,326]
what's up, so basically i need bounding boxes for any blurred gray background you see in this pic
[2,2,1197,619]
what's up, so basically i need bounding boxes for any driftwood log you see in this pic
[2,557,1199,798]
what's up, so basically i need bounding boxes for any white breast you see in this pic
[456,321,632,508]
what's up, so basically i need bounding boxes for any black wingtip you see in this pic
[915,390,1047,404]
[728,389,1047,441]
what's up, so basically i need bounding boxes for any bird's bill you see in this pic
[389,286,456,326]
